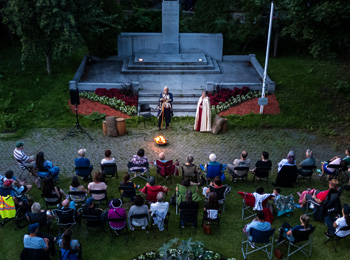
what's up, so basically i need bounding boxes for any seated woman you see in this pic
[203,192,220,221]
[202,176,223,197]
[277,151,296,172]
[35,151,60,181]
[69,176,87,203]
[127,195,149,230]
[108,198,127,234]
[181,155,202,184]
[101,149,116,165]
[75,148,93,170]
[325,203,350,238]
[26,202,53,229]
[320,148,350,179]
[42,176,67,204]
[88,171,107,201]
[119,174,138,201]
[250,151,272,180]
[277,214,312,243]
[179,190,199,228]
[129,148,148,172]
[58,229,81,258]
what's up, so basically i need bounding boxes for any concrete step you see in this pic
[139,96,199,103]
[138,92,202,97]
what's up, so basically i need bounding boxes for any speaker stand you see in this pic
[62,104,93,141]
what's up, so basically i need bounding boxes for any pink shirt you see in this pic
[88,182,107,200]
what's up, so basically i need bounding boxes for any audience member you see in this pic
[88,171,107,201]
[129,148,148,171]
[42,176,66,203]
[150,192,169,231]
[202,176,223,196]
[101,149,116,165]
[320,148,350,178]
[277,151,296,172]
[58,229,81,258]
[300,179,338,208]
[181,154,202,184]
[244,211,271,241]
[179,190,199,228]
[203,192,219,221]
[153,152,169,165]
[227,151,251,182]
[4,170,32,194]
[128,195,149,230]
[108,198,127,234]
[69,176,87,203]
[119,174,138,201]
[81,197,107,222]
[35,151,60,181]
[250,151,272,180]
[26,202,52,229]
[14,141,35,170]
[23,223,49,251]
[75,149,93,172]
[324,203,350,238]
[298,149,316,176]
[139,176,168,203]
[277,214,312,243]
[252,187,275,211]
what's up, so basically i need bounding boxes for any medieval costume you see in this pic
[194,96,211,132]
[157,92,173,130]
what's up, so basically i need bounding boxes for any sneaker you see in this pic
[130,227,134,231]
[324,232,331,239]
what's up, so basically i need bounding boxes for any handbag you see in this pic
[274,248,283,259]
[203,223,211,234]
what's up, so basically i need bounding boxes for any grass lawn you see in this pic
[1,169,350,260]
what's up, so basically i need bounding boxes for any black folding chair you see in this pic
[129,213,149,239]
[209,185,229,212]
[324,225,350,252]
[75,166,93,180]
[323,164,349,184]
[107,217,128,238]
[41,194,61,210]
[150,211,170,236]
[118,186,136,203]
[68,191,87,205]
[81,213,105,233]
[89,190,108,205]
[252,167,271,183]
[242,228,275,260]
[232,166,250,181]
[53,208,76,236]
[20,248,51,260]
[297,165,316,183]
[101,163,118,179]
[274,165,298,187]
[179,209,198,235]
[202,209,221,233]
[306,188,341,220]
[138,104,155,128]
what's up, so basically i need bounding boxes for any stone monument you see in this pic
[160,0,180,54]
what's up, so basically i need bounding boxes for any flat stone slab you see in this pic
[134,53,207,65]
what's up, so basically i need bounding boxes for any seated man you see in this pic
[244,211,271,241]
[153,152,168,166]
[23,223,49,251]
[14,141,35,170]
[150,192,169,231]
[181,155,202,184]
[227,150,250,182]
[298,149,315,176]
[81,197,106,223]
[139,176,168,203]
[300,179,339,208]
[26,202,53,229]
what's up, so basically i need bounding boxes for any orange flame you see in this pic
[154,135,167,144]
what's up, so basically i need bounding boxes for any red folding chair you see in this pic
[155,160,178,185]
[238,191,271,220]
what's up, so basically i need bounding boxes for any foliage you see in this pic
[95,88,138,106]
[123,8,161,32]
[120,83,138,98]
[84,111,106,121]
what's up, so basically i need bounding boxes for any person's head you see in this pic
[185,190,193,203]
[71,176,80,188]
[78,149,86,158]
[186,154,194,164]
[201,91,208,98]
[86,197,94,208]
[329,179,339,189]
[5,170,14,179]
[346,148,350,156]
[241,151,248,160]
[305,149,313,158]
[62,199,70,209]
[35,151,45,167]
[61,229,73,250]
[208,192,219,209]
[28,223,39,235]
[287,151,295,164]
[163,86,169,94]
[122,173,131,184]
[273,187,281,196]
[209,153,216,162]
[182,177,191,187]
[256,187,264,195]
[159,152,165,160]
[343,204,350,225]
[3,179,13,188]
[93,171,103,183]
[137,149,145,157]
[105,150,112,158]
[15,141,24,149]
[149,176,156,186]
[111,198,122,209]
[262,151,269,160]
[300,214,309,229]
[157,192,165,202]
[214,176,221,186]
[31,202,41,214]
[42,176,55,196]
[256,211,265,221]
[133,195,144,207]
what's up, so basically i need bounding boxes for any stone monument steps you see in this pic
[139,92,202,98]
[139,96,199,104]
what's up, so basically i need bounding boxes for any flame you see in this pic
[154,135,167,144]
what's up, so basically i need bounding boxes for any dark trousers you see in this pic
[37,231,55,256]
[158,108,171,128]
[277,222,292,243]
[324,216,336,235]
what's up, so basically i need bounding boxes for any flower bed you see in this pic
[79,88,137,116]
[209,87,269,114]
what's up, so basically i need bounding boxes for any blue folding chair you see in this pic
[75,166,93,180]
[200,163,226,185]
[242,228,275,260]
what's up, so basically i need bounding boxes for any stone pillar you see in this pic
[160,0,180,54]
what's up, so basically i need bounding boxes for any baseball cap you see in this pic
[15,141,24,148]
[28,223,39,233]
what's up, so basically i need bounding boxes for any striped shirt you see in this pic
[13,148,29,169]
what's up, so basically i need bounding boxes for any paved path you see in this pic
[0,125,344,180]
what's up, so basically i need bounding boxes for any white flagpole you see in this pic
[260,1,274,114]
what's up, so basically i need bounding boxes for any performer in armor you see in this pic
[157,86,173,130]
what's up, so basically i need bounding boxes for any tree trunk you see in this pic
[273,29,279,58]
[45,52,52,75]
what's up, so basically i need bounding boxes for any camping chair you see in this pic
[128,161,149,182]
[101,163,118,179]
[200,163,226,185]
[202,209,221,233]
[150,211,170,236]
[323,164,349,184]
[297,165,316,183]
[107,216,128,238]
[242,228,275,260]
[175,184,202,215]
[118,186,137,203]
[274,165,298,187]
[179,209,198,235]
[238,191,271,220]
[53,208,76,236]
[278,226,316,260]
[68,191,87,206]
[252,167,271,183]
[41,194,61,210]
[138,104,155,128]
[129,213,149,239]
[305,188,341,220]
[208,185,230,212]
[16,159,38,182]
[155,160,178,185]
[142,185,167,204]
[81,213,105,233]
[232,166,250,181]
[20,248,51,260]
[89,190,108,205]
[324,225,350,252]
[58,244,82,260]
[75,166,93,180]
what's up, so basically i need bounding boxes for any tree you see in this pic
[2,0,118,74]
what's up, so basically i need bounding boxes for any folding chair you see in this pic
[107,217,128,238]
[278,226,316,260]
[155,160,178,185]
[89,190,108,205]
[68,191,87,206]
[202,209,221,233]
[274,165,298,187]
[118,186,136,203]
[297,165,316,183]
[101,163,118,179]
[209,185,229,212]
[242,228,275,260]
[127,161,149,182]
[179,209,198,235]
[201,163,226,185]
[16,159,38,181]
[323,164,349,184]
[75,166,93,180]
[324,225,350,252]
[129,213,149,239]
[53,208,76,236]
[142,186,167,204]
[81,213,105,233]
[20,248,51,260]
[41,194,61,210]
[238,191,270,220]
[175,184,202,215]
[252,167,271,183]
[232,166,250,181]
[138,104,155,128]
[150,211,170,236]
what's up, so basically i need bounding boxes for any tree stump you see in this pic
[116,118,127,136]
[220,118,228,133]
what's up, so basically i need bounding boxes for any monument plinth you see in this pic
[160,0,180,54]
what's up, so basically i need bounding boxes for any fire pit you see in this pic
[154,135,168,146]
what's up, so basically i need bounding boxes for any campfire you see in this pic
[154,135,168,146]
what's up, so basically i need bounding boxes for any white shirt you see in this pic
[150,201,169,214]
[101,158,116,165]
[335,217,350,237]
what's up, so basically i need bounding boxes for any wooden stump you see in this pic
[106,116,118,137]
[116,118,127,136]
[102,120,107,136]
[220,118,228,133]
